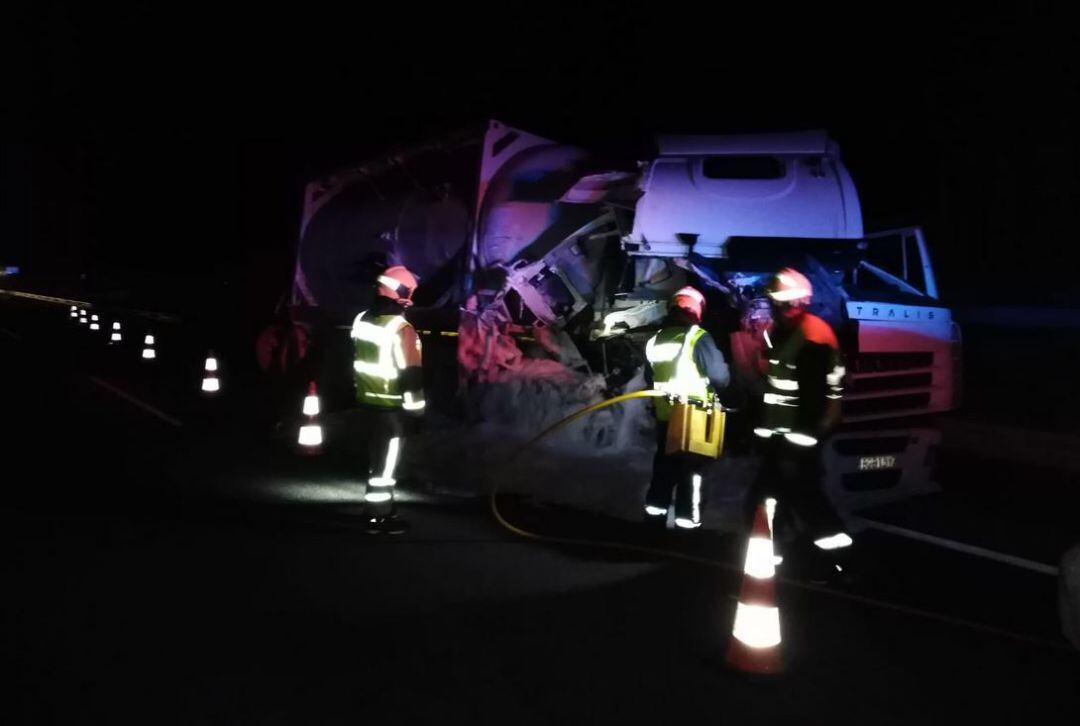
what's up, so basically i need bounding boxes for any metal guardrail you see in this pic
[0,288,183,324]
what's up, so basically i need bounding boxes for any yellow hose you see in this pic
[508,389,667,463]
[490,388,732,565]
[487,394,1069,650]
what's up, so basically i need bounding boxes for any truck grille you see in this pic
[843,392,932,419]
[848,372,932,395]
[842,351,936,421]
[849,351,933,374]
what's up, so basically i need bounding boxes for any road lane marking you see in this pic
[89,376,184,428]
[859,518,1059,576]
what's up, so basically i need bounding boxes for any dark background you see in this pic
[2,4,1078,314]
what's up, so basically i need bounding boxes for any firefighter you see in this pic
[351,266,425,534]
[643,286,730,530]
[751,267,852,578]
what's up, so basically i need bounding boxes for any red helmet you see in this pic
[377,266,419,306]
[672,286,705,321]
[766,268,813,306]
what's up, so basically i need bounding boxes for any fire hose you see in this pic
[486,392,1068,650]
[489,388,732,564]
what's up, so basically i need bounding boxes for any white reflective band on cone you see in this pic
[298,425,323,447]
[142,349,156,359]
[365,491,392,503]
[754,427,774,438]
[111,334,121,342]
[91,315,99,321]
[765,498,783,565]
[90,324,100,330]
[674,518,701,529]
[113,322,121,330]
[784,432,818,447]
[745,537,776,579]
[202,377,220,392]
[732,603,781,648]
[144,335,154,345]
[205,358,218,372]
[78,318,87,324]
[645,505,667,517]
[303,395,320,416]
[814,532,853,550]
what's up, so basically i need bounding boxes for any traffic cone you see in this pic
[109,321,123,345]
[142,333,156,360]
[725,501,784,675]
[297,381,323,454]
[78,309,88,325]
[69,305,79,319]
[201,350,220,393]
[89,314,101,331]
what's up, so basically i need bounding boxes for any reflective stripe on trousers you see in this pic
[365,436,401,515]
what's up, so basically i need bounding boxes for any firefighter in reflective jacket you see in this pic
[643,286,730,530]
[351,266,425,534]
[751,268,852,575]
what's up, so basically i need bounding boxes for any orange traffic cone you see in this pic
[109,321,123,345]
[725,501,784,675]
[78,309,88,325]
[89,314,101,331]
[201,350,220,393]
[297,381,323,454]
[69,305,79,319]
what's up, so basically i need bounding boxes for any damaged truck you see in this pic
[283,120,961,508]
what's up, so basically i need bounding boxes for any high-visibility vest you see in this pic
[645,325,712,421]
[754,314,844,447]
[351,311,425,411]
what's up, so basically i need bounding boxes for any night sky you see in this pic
[3,5,1077,310]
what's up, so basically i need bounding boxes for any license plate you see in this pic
[859,455,898,471]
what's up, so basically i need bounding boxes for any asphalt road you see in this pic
[2,294,1077,724]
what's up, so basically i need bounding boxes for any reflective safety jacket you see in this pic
[755,313,844,447]
[645,324,717,421]
[351,305,425,412]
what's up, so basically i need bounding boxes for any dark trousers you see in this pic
[746,436,844,548]
[646,422,705,523]
[357,408,411,518]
